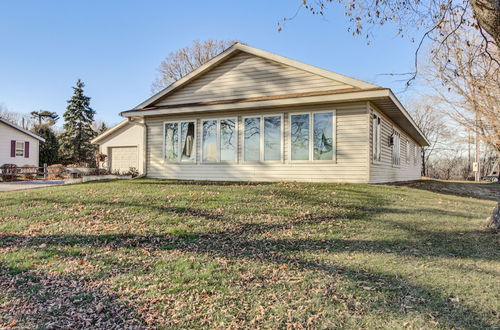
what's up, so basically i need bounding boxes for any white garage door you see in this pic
[110,147,138,174]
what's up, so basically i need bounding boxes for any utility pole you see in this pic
[468,128,471,178]
[474,114,481,182]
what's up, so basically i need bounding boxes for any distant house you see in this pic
[0,117,45,166]
[92,43,429,183]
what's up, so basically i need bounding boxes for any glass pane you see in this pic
[220,119,236,162]
[244,117,260,161]
[164,122,178,161]
[202,120,217,162]
[180,122,195,162]
[313,112,334,160]
[264,116,281,161]
[290,114,309,160]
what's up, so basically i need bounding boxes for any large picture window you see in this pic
[290,114,310,160]
[244,117,261,161]
[264,116,282,161]
[164,121,196,162]
[290,111,335,161]
[243,115,282,162]
[372,114,381,162]
[202,118,237,163]
[220,119,237,162]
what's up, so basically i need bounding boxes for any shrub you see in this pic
[47,164,66,179]
[125,167,139,178]
[0,164,18,182]
[20,164,37,180]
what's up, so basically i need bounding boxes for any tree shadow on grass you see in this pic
[1,183,498,328]
[0,263,146,329]
[0,230,497,329]
[388,180,500,201]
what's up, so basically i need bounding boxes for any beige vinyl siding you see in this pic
[155,52,355,107]
[146,102,369,183]
[97,122,145,174]
[368,102,421,183]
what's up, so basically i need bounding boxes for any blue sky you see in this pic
[0,0,423,126]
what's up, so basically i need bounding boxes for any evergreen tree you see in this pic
[97,121,108,134]
[37,124,60,165]
[59,79,97,165]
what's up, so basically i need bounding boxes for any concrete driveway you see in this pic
[0,180,65,192]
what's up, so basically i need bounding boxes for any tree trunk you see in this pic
[469,0,500,45]
[486,202,500,230]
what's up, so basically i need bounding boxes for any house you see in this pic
[92,43,429,183]
[0,117,45,167]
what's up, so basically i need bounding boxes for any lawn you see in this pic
[0,179,499,329]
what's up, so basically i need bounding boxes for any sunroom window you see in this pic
[164,121,195,162]
[290,111,335,161]
[243,115,282,162]
[202,118,237,163]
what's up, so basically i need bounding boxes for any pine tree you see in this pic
[59,79,97,165]
[37,124,60,165]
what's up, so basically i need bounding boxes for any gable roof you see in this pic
[134,42,379,110]
[0,117,45,142]
[91,119,129,144]
[121,43,429,146]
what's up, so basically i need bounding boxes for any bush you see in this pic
[20,164,37,180]
[48,164,66,179]
[1,164,18,182]
[125,167,139,178]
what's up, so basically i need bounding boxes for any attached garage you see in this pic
[91,119,145,175]
[110,146,138,173]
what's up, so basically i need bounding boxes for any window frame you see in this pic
[242,114,284,163]
[414,143,419,166]
[200,117,238,164]
[391,128,401,167]
[15,141,25,157]
[162,120,197,163]
[372,113,382,164]
[405,138,410,164]
[288,110,337,163]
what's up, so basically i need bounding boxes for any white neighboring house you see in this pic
[0,117,45,167]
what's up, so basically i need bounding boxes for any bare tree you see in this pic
[151,39,237,93]
[0,105,35,129]
[281,1,499,84]
[408,98,451,176]
[424,29,500,179]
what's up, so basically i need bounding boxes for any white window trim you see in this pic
[242,114,284,163]
[162,120,197,163]
[372,113,382,164]
[200,117,238,164]
[15,141,25,157]
[288,110,337,163]
[391,128,401,168]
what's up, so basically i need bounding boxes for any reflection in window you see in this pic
[202,120,217,162]
[244,117,260,161]
[290,114,309,160]
[220,119,236,161]
[164,123,178,161]
[180,122,195,162]
[264,116,281,161]
[313,112,333,160]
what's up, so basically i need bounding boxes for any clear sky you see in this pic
[0,0,423,126]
